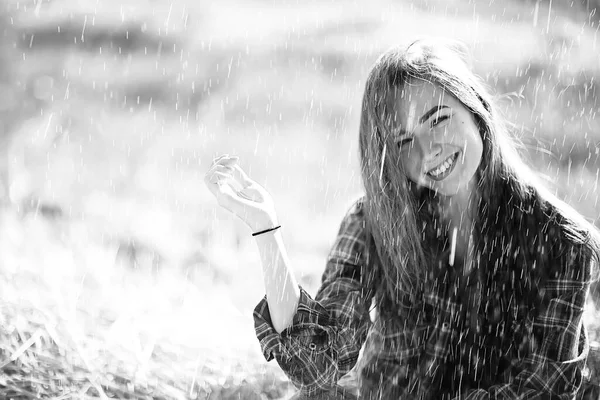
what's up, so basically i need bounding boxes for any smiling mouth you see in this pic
[426,152,460,181]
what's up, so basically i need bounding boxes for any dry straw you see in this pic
[0,301,292,400]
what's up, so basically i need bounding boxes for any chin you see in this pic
[428,168,478,197]
[426,177,469,196]
[433,186,461,197]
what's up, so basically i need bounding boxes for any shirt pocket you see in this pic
[284,322,333,354]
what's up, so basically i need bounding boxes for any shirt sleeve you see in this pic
[253,198,374,397]
[455,245,595,400]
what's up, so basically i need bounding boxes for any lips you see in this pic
[426,152,460,181]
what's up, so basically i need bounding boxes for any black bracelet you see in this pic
[252,225,281,237]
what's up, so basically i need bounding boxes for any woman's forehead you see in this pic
[386,80,455,125]
[385,80,459,131]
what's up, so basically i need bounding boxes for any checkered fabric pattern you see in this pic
[254,197,597,399]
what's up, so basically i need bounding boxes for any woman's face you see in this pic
[388,79,484,197]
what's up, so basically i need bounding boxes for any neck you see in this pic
[439,180,479,234]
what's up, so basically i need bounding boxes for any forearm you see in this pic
[254,219,300,334]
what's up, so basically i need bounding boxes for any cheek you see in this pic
[467,131,484,159]
[400,149,421,179]
[454,121,481,150]
[460,132,483,174]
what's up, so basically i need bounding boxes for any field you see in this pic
[0,0,599,398]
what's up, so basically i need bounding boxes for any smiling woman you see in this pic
[389,82,483,196]
[205,38,600,399]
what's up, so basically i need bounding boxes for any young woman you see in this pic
[204,38,600,399]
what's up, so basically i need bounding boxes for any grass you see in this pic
[0,301,291,399]
[0,209,295,399]
[0,0,599,398]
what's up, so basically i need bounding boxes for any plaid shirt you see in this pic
[254,197,595,399]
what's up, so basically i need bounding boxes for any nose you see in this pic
[414,135,442,163]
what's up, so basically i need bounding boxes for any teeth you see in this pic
[428,154,456,177]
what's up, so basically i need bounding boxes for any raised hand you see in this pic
[204,154,278,232]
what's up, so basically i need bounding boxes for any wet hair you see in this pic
[358,38,600,318]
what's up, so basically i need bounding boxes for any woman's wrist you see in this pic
[250,213,279,234]
[252,225,281,237]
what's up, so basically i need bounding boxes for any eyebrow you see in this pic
[395,105,450,140]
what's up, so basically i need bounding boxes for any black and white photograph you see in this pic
[0,0,599,399]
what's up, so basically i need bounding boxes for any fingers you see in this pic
[231,164,254,187]
[214,176,254,211]
[205,155,237,180]
[212,179,239,210]
[208,165,234,182]
[205,155,256,188]
[208,170,229,182]
[204,155,261,207]
[219,157,239,167]
[208,166,247,195]
[205,162,234,185]
[211,154,239,167]
[212,154,229,162]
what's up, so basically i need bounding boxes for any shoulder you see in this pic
[346,196,367,218]
[338,196,367,233]
[531,192,597,283]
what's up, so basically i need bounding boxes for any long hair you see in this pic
[358,38,600,320]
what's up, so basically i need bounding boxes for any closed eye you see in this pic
[431,114,450,127]
[397,137,413,148]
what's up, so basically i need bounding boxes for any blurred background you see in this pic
[0,0,598,398]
